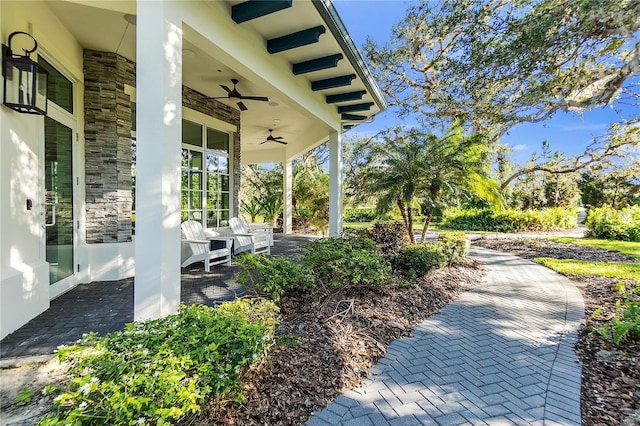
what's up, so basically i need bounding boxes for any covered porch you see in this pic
[0,0,385,339]
[0,234,316,359]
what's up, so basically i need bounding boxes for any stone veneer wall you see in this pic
[84,50,136,243]
[182,86,241,218]
[84,50,241,244]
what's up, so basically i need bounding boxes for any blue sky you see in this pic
[333,0,634,165]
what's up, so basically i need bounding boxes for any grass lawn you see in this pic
[537,237,640,280]
[550,237,640,259]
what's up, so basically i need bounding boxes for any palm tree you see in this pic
[357,123,503,242]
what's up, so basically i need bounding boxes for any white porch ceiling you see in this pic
[44,0,385,163]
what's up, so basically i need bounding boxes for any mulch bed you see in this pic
[182,257,484,425]
[7,237,637,425]
[475,237,640,426]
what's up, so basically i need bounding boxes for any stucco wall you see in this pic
[0,0,85,339]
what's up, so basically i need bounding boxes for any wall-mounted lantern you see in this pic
[2,31,48,115]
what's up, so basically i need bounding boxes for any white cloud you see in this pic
[512,144,528,151]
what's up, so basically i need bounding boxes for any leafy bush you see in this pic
[441,207,578,232]
[236,255,315,301]
[585,205,640,242]
[362,221,406,256]
[596,282,640,344]
[344,208,380,223]
[302,236,390,289]
[437,231,471,257]
[40,301,279,426]
[392,242,449,278]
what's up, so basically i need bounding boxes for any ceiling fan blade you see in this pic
[260,140,268,144]
[219,84,232,94]
[240,96,269,102]
[273,136,284,140]
[275,140,288,145]
[237,101,248,111]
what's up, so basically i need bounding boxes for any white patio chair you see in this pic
[181,220,233,272]
[238,215,274,246]
[228,216,271,256]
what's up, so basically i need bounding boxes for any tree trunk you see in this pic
[397,198,414,243]
[407,204,415,243]
[420,209,433,243]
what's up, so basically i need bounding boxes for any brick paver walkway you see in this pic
[308,247,585,426]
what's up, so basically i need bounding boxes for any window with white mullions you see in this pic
[181,119,231,228]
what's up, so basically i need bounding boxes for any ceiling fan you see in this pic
[260,129,288,145]
[211,78,269,111]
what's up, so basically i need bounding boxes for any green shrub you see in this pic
[343,208,380,223]
[362,221,406,256]
[302,236,390,289]
[437,231,471,257]
[596,282,640,344]
[236,254,315,301]
[585,205,640,242]
[40,301,279,426]
[441,207,578,232]
[392,242,449,278]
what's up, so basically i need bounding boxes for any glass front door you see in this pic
[44,116,75,293]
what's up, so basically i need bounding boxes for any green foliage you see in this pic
[344,208,381,223]
[236,255,315,301]
[579,156,640,209]
[302,236,390,289]
[365,0,640,139]
[442,207,578,232]
[392,242,449,278]
[293,152,330,235]
[362,221,406,257]
[256,192,282,226]
[15,387,34,405]
[352,124,502,243]
[241,198,263,223]
[585,205,640,242]
[437,231,471,257]
[39,301,279,426]
[297,172,329,235]
[597,282,640,345]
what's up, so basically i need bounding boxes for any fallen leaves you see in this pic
[180,258,484,425]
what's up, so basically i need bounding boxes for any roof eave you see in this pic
[311,0,388,112]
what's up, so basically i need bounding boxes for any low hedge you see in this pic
[585,205,640,242]
[437,231,471,258]
[344,208,381,223]
[392,242,449,278]
[441,207,578,232]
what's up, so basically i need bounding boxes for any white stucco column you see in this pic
[134,2,183,321]
[283,159,293,234]
[329,131,343,236]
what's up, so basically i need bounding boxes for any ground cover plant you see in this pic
[202,231,482,424]
[475,236,640,425]
[38,301,279,425]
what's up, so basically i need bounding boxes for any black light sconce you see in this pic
[2,31,48,115]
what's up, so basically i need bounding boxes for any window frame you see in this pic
[182,108,235,229]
